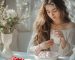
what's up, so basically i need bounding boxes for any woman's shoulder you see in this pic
[66,22,75,29]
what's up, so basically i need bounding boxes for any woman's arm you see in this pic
[27,32,54,55]
[27,32,37,54]
[54,29,74,56]
[58,29,75,56]
[27,32,43,55]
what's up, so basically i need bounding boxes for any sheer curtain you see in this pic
[7,0,75,52]
[15,0,35,51]
[15,0,42,51]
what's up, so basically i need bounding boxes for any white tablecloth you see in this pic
[0,51,70,60]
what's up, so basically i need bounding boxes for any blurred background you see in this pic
[0,0,75,52]
[3,0,42,52]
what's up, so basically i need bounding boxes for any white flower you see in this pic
[6,9,17,18]
[1,20,7,26]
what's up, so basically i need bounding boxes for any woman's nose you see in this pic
[51,13,55,18]
[52,13,54,16]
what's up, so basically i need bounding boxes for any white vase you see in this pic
[1,33,13,58]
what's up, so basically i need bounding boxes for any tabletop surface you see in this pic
[0,51,70,60]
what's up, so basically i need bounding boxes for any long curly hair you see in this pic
[33,0,71,45]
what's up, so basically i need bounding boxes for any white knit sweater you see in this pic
[27,23,75,56]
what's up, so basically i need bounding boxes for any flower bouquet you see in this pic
[0,3,19,34]
[0,1,20,58]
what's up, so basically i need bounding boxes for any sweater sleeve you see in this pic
[27,32,36,54]
[58,28,75,56]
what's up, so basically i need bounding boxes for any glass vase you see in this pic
[1,33,13,58]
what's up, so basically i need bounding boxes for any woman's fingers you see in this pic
[40,40,54,49]
[54,30,66,47]
[54,30,64,38]
[47,40,54,46]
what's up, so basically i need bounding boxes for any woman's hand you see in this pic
[35,39,54,55]
[54,30,67,49]
[40,39,54,50]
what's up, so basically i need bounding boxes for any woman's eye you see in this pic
[47,11,50,13]
[53,9,57,12]
[47,12,50,13]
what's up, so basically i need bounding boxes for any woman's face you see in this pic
[45,4,62,24]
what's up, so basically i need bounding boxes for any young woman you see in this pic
[27,0,75,56]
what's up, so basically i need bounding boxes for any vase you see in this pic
[1,33,13,58]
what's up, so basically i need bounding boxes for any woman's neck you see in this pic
[51,22,68,30]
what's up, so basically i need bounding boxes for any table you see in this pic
[0,51,36,60]
[0,51,70,60]
[57,56,70,60]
